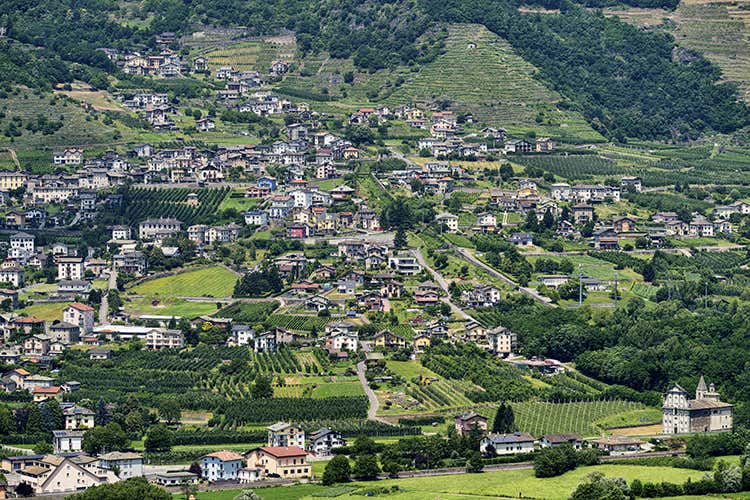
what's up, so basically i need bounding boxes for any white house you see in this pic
[201,450,244,482]
[480,432,535,456]
[244,210,268,226]
[57,257,84,281]
[326,332,358,352]
[63,303,95,334]
[435,213,459,232]
[9,232,35,258]
[98,451,144,479]
[52,429,85,453]
[307,428,346,456]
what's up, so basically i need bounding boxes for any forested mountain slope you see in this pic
[606,0,750,104]
[0,0,747,140]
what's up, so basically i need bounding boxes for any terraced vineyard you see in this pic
[201,39,295,72]
[387,24,604,142]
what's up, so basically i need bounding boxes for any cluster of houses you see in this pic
[454,412,645,457]
[198,421,344,484]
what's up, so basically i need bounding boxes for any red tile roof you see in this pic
[259,446,307,458]
[16,316,43,324]
[68,302,95,312]
[33,386,61,394]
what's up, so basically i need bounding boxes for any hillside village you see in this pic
[2,9,750,499]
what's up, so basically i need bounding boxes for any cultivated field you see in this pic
[509,400,657,437]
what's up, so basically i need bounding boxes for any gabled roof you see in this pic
[256,446,307,458]
[485,432,535,444]
[542,433,582,443]
[68,302,94,312]
[203,450,243,462]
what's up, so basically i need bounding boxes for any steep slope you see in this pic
[607,0,750,103]
[386,24,604,142]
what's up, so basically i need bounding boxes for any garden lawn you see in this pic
[130,266,238,298]
[219,189,261,211]
[311,465,702,499]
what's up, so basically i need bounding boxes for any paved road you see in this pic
[99,267,118,324]
[411,247,473,321]
[356,342,393,425]
[455,247,554,306]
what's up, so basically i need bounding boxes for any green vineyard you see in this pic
[266,314,331,332]
[122,187,230,225]
[507,400,651,437]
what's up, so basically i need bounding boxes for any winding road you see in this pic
[356,342,393,425]
[411,248,473,320]
[454,247,554,306]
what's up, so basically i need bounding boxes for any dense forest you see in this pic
[479,295,750,426]
[0,0,747,139]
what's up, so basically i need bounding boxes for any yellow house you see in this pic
[373,330,406,349]
[246,447,310,479]
[516,187,537,199]
[413,333,431,353]
[32,386,63,403]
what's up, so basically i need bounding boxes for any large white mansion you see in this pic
[662,376,733,435]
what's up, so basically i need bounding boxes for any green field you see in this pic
[593,408,663,430]
[123,297,220,318]
[17,301,68,321]
[190,484,328,500]
[202,464,702,500]
[219,189,261,211]
[130,266,238,298]
[323,464,702,499]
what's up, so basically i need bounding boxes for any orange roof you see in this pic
[33,386,61,394]
[204,450,243,461]
[16,316,43,324]
[259,446,307,458]
[68,302,95,312]
[13,368,30,376]
[359,108,375,113]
